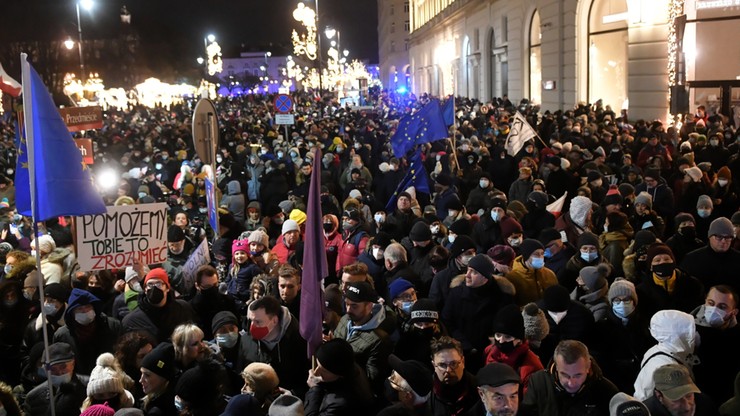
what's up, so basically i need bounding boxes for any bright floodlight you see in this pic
[325,27,336,39]
[266,51,272,57]
[207,34,216,43]
[343,49,349,57]
[64,38,75,50]
[79,0,94,11]
[196,57,204,64]
[96,169,119,191]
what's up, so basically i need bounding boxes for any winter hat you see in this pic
[435,172,453,186]
[717,166,732,180]
[24,271,42,289]
[409,221,432,242]
[527,191,549,210]
[247,201,261,212]
[605,211,628,232]
[577,232,599,249]
[603,185,623,207]
[476,363,521,388]
[278,200,295,214]
[144,268,170,288]
[644,168,661,181]
[538,228,562,245]
[646,243,675,265]
[373,232,393,249]
[242,362,280,398]
[44,283,69,302]
[488,197,508,210]
[167,225,185,242]
[81,404,115,416]
[211,311,239,335]
[608,278,638,305]
[281,219,300,235]
[449,235,476,258]
[618,183,635,199]
[248,230,269,248]
[268,394,304,416]
[289,209,307,225]
[176,361,222,408]
[609,392,650,416]
[708,217,734,237]
[343,281,378,303]
[696,194,713,209]
[519,239,544,261]
[635,191,653,209]
[522,303,549,344]
[685,166,703,183]
[468,254,495,279]
[493,304,525,340]
[569,196,592,226]
[349,189,363,200]
[500,219,523,240]
[46,342,75,365]
[587,170,603,183]
[342,209,361,222]
[675,212,695,227]
[578,264,610,291]
[409,299,439,324]
[114,409,144,416]
[232,239,249,256]
[0,198,9,209]
[448,219,473,236]
[222,394,260,416]
[388,355,434,397]
[543,285,570,312]
[0,242,12,256]
[389,279,414,301]
[315,339,356,378]
[633,230,657,252]
[87,353,125,397]
[140,342,176,381]
[731,211,740,226]
[36,234,56,255]
[488,245,516,266]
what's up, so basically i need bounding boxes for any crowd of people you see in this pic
[0,89,739,416]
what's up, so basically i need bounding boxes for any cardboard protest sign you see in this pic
[76,203,169,271]
[181,238,211,293]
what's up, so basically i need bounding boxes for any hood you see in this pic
[691,304,739,329]
[261,305,292,350]
[649,309,697,353]
[346,303,386,338]
[64,288,101,323]
[227,180,241,195]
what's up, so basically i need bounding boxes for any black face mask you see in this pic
[198,286,218,299]
[146,287,165,304]
[416,326,437,339]
[680,226,696,239]
[323,223,334,233]
[652,263,675,278]
[496,340,516,354]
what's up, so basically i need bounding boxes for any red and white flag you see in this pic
[546,192,568,218]
[0,63,22,97]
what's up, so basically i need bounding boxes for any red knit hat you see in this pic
[80,403,115,416]
[144,268,170,288]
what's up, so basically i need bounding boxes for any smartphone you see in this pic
[9,224,17,234]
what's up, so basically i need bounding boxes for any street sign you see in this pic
[192,98,219,165]
[274,94,293,114]
[59,106,103,132]
[74,138,94,165]
[275,114,295,125]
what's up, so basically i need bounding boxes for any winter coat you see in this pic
[385,209,417,243]
[536,300,596,362]
[259,169,290,212]
[220,180,246,224]
[680,246,740,295]
[271,233,298,264]
[121,292,196,343]
[505,257,559,307]
[691,305,740,403]
[554,212,591,249]
[429,372,481,416]
[304,367,373,416]
[466,185,494,215]
[633,310,698,401]
[635,269,705,319]
[53,313,121,376]
[558,254,613,292]
[521,358,618,416]
[24,373,88,416]
[336,227,369,273]
[665,232,705,265]
[598,230,632,278]
[509,179,533,204]
[484,341,544,394]
[570,285,609,323]
[544,243,576,278]
[520,209,556,239]
[428,258,466,309]
[635,180,675,219]
[472,214,517,253]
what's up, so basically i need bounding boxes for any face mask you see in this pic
[531,257,545,269]
[216,331,239,349]
[374,214,385,224]
[479,179,490,188]
[604,224,609,233]
[75,310,96,326]
[703,305,728,327]
[581,252,598,262]
[23,290,34,301]
[490,211,500,222]
[373,247,384,260]
[250,323,270,340]
[697,209,711,218]
[448,234,456,243]
[49,372,72,386]
[612,300,635,319]
[3,264,12,274]
[460,254,474,267]
[508,237,522,247]
[710,139,719,147]
[216,156,223,163]
[448,210,458,218]
[146,287,165,304]
[336,146,344,153]
[719,179,729,187]
[130,281,143,293]
[544,248,553,258]
[174,396,184,412]
[43,303,60,316]
[400,301,414,315]
[277,151,284,158]
[143,156,151,163]
[652,262,675,278]
[430,225,440,235]
[680,226,696,239]
[155,163,163,170]
[199,207,207,214]
[496,340,516,354]
[591,179,603,188]
[548,310,568,324]
[138,192,148,199]
[342,221,353,230]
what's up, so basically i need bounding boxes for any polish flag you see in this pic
[0,63,22,97]
[546,192,568,218]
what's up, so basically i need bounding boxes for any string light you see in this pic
[667,0,684,124]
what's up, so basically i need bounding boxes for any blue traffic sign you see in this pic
[274,94,293,114]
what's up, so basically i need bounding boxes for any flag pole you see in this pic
[21,52,57,416]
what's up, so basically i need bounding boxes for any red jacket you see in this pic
[484,341,544,394]
[336,228,369,273]
[271,233,297,264]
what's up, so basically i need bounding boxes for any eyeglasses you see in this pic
[396,291,417,302]
[711,235,734,242]
[612,298,633,305]
[146,281,165,290]
[434,361,461,371]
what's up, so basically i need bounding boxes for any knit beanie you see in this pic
[268,394,305,416]
[278,200,295,214]
[36,234,56,255]
[569,196,592,226]
[87,353,125,397]
[487,245,516,266]
[697,194,713,210]
[389,278,415,300]
[493,304,525,339]
[281,219,300,235]
[221,394,260,416]
[708,217,734,238]
[409,299,439,324]
[289,209,307,225]
[538,228,562,245]
[449,235,476,258]
[717,166,732,180]
[634,192,653,209]
[527,191,549,210]
[468,254,495,279]
[315,339,355,378]
[114,409,144,416]
[732,211,740,226]
[144,268,170,288]
[44,283,69,303]
[519,239,544,261]
[140,342,176,381]
[81,404,115,416]
[448,219,472,236]
[618,183,635,199]
[373,232,393,249]
[608,278,638,305]
[543,285,570,312]
[577,232,599,249]
[522,303,550,344]
[609,392,650,416]
[674,212,695,228]
[633,230,657,252]
[646,243,675,265]
[176,360,222,408]
[167,225,185,242]
[211,311,239,335]
[500,219,523,240]
[605,211,628,232]
[685,166,703,183]
[409,221,432,242]
[578,264,610,291]
[603,185,623,206]
[232,239,249,256]
[242,362,280,399]
[248,230,269,248]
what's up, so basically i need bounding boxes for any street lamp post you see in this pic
[315,0,324,93]
[75,0,93,81]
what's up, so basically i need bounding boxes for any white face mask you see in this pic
[49,372,72,386]
[479,179,490,188]
[448,234,456,243]
[703,305,728,328]
[216,331,239,349]
[548,310,568,324]
[372,247,384,260]
[130,281,143,293]
[448,210,459,218]
[490,210,500,222]
[74,310,96,326]
[42,302,60,316]
[430,225,440,235]
[507,237,522,247]
[718,179,729,187]
[374,214,385,224]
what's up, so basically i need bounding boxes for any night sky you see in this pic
[1,0,378,78]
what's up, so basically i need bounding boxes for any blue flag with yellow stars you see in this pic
[13,114,30,214]
[385,150,430,212]
[441,95,455,127]
[17,58,106,221]
[391,99,449,158]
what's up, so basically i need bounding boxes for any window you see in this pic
[502,16,508,43]
[404,1,409,13]
[391,22,396,33]
[529,10,542,104]
[391,4,395,15]
[588,0,628,109]
[405,20,410,32]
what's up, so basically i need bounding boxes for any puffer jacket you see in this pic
[505,257,559,307]
[335,226,369,273]
[598,229,632,278]
[633,310,698,401]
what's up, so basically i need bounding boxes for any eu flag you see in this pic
[18,56,106,221]
[13,115,30,215]
[390,99,449,158]
[385,150,430,212]
[441,96,455,127]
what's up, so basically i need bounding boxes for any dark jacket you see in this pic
[24,373,89,416]
[472,214,517,253]
[635,180,675,219]
[429,371,480,416]
[304,365,373,416]
[428,257,466,310]
[536,300,596,363]
[644,392,718,416]
[189,289,239,340]
[680,246,740,295]
[121,292,196,343]
[521,359,618,416]
[636,269,705,319]
[665,232,705,265]
[544,243,576,278]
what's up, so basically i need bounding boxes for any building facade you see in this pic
[378,0,412,91]
[407,0,740,121]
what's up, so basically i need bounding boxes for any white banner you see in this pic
[76,203,169,271]
[505,112,538,156]
[181,239,211,293]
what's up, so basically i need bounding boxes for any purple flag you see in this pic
[300,148,327,358]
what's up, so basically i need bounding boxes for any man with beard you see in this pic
[162,224,194,297]
[189,265,238,340]
[122,268,195,342]
[429,336,481,416]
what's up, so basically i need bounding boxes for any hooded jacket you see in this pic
[505,256,559,307]
[121,290,196,343]
[633,310,698,401]
[221,180,246,224]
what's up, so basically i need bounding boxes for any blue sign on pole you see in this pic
[274,94,293,114]
[205,177,219,235]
